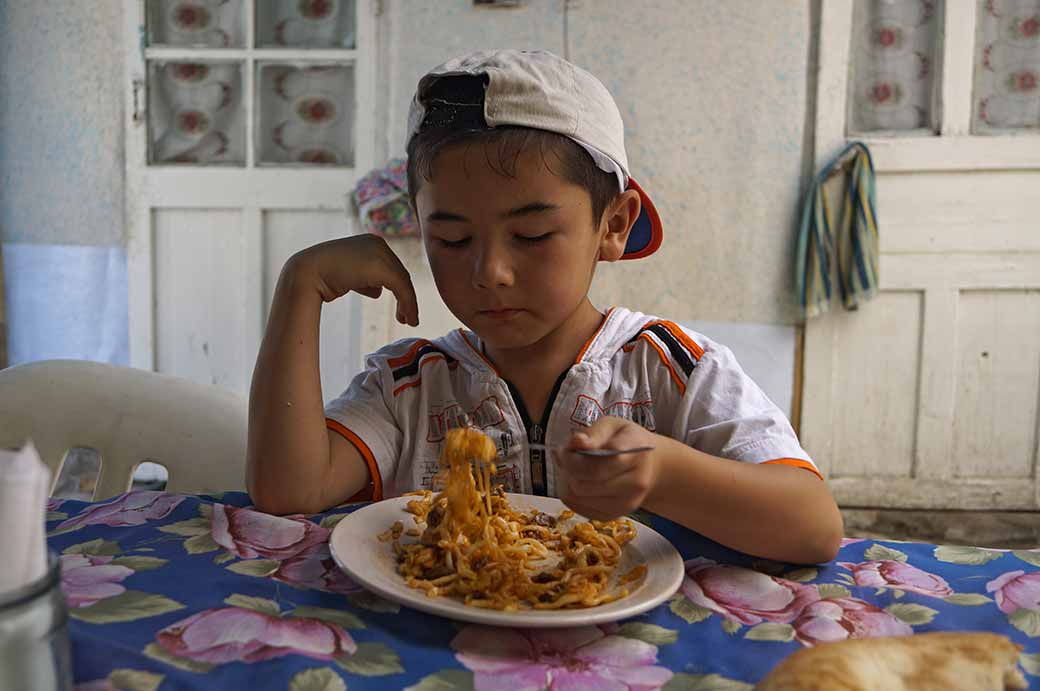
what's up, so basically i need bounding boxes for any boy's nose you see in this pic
[472,245,514,289]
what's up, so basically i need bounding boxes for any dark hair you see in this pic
[406,77,618,225]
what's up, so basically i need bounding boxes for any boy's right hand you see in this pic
[289,234,419,326]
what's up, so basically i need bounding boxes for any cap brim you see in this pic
[621,177,662,260]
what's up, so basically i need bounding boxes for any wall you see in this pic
[0,0,128,365]
[363,0,813,414]
[0,0,812,417]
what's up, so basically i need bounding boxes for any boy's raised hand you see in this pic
[557,416,663,521]
[290,234,419,326]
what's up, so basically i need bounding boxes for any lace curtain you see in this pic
[847,0,942,134]
[848,0,1040,134]
[974,0,1040,132]
[145,0,356,165]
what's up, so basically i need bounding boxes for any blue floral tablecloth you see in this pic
[45,491,1040,690]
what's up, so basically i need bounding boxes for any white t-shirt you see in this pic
[325,306,819,501]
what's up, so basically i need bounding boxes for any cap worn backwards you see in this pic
[406,49,661,260]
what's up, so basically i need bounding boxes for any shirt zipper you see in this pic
[505,368,570,496]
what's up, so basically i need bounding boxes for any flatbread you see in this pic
[755,632,1027,691]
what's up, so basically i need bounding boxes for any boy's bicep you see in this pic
[323,426,377,505]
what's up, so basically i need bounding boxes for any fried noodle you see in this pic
[386,427,647,611]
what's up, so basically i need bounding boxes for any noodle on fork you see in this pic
[388,427,646,610]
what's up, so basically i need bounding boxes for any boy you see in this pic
[247,50,843,565]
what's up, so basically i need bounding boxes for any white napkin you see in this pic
[0,441,51,596]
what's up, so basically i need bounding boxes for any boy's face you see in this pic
[415,140,626,354]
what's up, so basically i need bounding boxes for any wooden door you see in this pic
[803,0,1040,510]
[123,0,384,401]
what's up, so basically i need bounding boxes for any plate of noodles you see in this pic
[328,428,684,627]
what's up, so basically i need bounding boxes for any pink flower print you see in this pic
[1014,70,1037,92]
[46,498,64,512]
[872,82,895,104]
[173,3,212,30]
[299,0,335,20]
[157,607,356,664]
[176,110,211,135]
[680,558,819,626]
[840,538,866,548]
[452,625,673,691]
[986,570,1040,615]
[296,97,337,123]
[1019,16,1039,38]
[60,554,133,608]
[273,543,361,595]
[172,63,208,83]
[297,148,339,165]
[793,597,912,647]
[211,504,329,560]
[55,491,184,532]
[837,560,953,598]
[876,26,900,48]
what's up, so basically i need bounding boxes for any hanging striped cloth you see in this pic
[795,141,880,319]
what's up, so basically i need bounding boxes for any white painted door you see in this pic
[123,0,386,401]
[803,0,1040,510]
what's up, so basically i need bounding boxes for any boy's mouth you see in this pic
[479,308,524,320]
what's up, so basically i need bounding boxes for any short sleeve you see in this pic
[324,350,404,499]
[678,339,821,479]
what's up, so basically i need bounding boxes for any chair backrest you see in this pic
[0,359,247,500]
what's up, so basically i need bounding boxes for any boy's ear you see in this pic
[598,190,642,262]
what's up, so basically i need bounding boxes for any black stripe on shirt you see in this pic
[391,344,456,381]
[625,324,697,377]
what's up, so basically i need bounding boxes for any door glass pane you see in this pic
[847,0,943,134]
[973,0,1040,133]
[256,63,354,166]
[147,0,247,48]
[255,0,356,48]
[148,61,246,165]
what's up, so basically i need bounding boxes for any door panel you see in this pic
[807,0,1040,510]
[952,289,1040,480]
[154,209,249,392]
[125,1,379,399]
[828,291,922,481]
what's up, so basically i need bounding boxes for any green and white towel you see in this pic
[796,141,880,320]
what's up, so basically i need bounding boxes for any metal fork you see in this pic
[528,443,654,458]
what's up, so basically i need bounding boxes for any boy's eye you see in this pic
[438,237,470,248]
[517,232,553,243]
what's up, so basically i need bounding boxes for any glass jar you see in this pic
[0,553,73,690]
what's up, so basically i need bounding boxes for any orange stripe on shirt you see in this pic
[574,307,615,364]
[762,458,824,481]
[387,339,432,369]
[326,418,384,501]
[639,333,686,395]
[459,329,501,376]
[646,320,706,361]
[391,354,448,396]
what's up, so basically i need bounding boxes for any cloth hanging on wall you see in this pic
[351,158,419,238]
[795,141,880,320]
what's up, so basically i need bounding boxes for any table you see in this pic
[46,490,1040,690]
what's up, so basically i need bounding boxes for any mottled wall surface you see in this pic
[386,0,811,326]
[571,1,811,325]
[0,0,125,247]
[0,0,809,399]
[0,0,128,365]
[384,0,566,153]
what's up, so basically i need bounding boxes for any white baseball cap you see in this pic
[406,49,662,260]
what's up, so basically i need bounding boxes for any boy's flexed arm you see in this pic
[246,235,418,515]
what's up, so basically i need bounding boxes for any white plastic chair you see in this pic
[0,359,247,500]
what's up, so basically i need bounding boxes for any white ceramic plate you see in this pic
[329,493,685,628]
